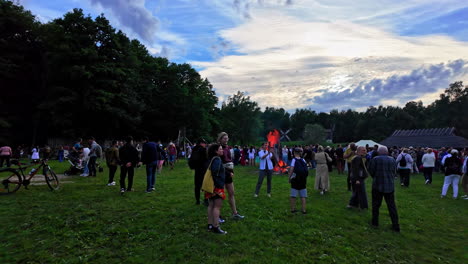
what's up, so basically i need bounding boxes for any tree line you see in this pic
[1,1,467,146]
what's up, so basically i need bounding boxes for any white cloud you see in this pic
[192,5,468,112]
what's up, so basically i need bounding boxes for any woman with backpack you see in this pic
[396,148,413,187]
[441,149,462,199]
[288,148,309,214]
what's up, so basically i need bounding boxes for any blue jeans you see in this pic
[146,161,158,191]
[83,161,89,175]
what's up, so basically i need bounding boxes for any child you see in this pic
[288,148,309,214]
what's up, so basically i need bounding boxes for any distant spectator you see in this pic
[315,146,332,195]
[43,145,51,160]
[347,146,369,210]
[396,149,413,187]
[421,148,436,184]
[105,140,119,186]
[31,146,40,162]
[119,136,139,194]
[0,144,13,167]
[57,145,64,162]
[441,149,462,199]
[288,148,309,214]
[87,137,102,177]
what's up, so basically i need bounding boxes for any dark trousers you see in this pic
[349,180,368,209]
[399,169,410,186]
[88,156,97,176]
[108,165,117,183]
[0,155,11,167]
[194,167,205,203]
[346,163,352,191]
[146,161,158,191]
[372,189,399,228]
[120,166,135,190]
[423,167,433,183]
[255,169,272,195]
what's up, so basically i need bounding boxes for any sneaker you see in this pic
[440,195,445,198]
[107,181,116,186]
[145,190,152,193]
[302,211,307,214]
[320,191,324,195]
[400,183,404,186]
[291,209,298,213]
[80,174,89,177]
[254,194,258,198]
[461,195,468,198]
[212,226,227,235]
[207,224,213,232]
[232,213,245,219]
[267,193,271,198]
[151,188,155,191]
[346,205,357,209]
[463,197,468,200]
[218,217,225,224]
[425,180,429,185]
[120,188,125,194]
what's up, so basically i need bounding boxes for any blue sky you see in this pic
[21,0,468,112]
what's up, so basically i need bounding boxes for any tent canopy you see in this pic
[355,140,386,148]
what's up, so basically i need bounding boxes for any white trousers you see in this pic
[441,175,460,198]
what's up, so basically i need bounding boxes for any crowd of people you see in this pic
[2,137,467,235]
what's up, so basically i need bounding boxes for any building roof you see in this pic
[380,127,468,148]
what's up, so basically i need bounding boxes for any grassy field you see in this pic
[1,160,466,263]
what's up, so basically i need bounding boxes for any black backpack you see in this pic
[294,158,309,178]
[399,154,407,167]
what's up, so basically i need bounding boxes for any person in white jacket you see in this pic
[421,148,436,184]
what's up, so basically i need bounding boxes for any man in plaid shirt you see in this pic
[368,146,400,232]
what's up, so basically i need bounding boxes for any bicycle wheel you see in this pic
[0,168,22,195]
[44,167,59,191]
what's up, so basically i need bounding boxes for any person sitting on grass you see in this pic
[288,148,309,214]
[205,144,227,234]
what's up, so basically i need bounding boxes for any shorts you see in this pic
[168,155,176,162]
[225,174,233,184]
[290,188,307,198]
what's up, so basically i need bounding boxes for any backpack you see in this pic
[399,154,407,167]
[293,158,309,178]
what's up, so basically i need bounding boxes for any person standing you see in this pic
[396,149,413,187]
[57,145,64,162]
[105,140,119,186]
[288,148,309,214]
[119,136,139,194]
[254,142,274,198]
[80,144,90,177]
[31,146,40,162]
[441,149,462,199]
[368,146,400,232]
[167,143,177,170]
[141,137,159,193]
[460,154,468,199]
[190,138,208,205]
[87,137,102,177]
[343,143,357,191]
[205,144,227,234]
[347,146,369,209]
[314,146,332,195]
[335,144,344,174]
[421,148,436,184]
[0,144,13,167]
[248,146,256,166]
[218,132,244,220]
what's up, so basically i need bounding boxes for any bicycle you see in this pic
[0,159,59,195]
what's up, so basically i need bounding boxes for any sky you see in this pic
[21,0,468,112]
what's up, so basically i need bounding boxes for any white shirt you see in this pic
[258,150,273,170]
[421,153,435,167]
[82,147,90,162]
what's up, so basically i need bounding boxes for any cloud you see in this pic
[193,9,468,112]
[312,59,468,111]
[90,0,158,43]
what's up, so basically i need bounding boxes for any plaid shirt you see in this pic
[368,155,397,193]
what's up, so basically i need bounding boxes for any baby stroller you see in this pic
[64,152,84,176]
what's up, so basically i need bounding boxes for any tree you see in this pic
[303,124,326,145]
[220,91,261,145]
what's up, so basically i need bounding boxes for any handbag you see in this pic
[201,157,219,194]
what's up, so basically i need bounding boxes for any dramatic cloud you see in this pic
[193,7,468,112]
[90,0,158,43]
[312,59,468,111]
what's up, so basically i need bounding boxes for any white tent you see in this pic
[355,140,386,148]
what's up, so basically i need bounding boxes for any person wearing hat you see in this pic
[441,149,462,199]
[191,138,208,205]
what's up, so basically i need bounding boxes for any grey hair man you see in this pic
[368,146,400,232]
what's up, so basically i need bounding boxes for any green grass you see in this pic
[1,160,466,263]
